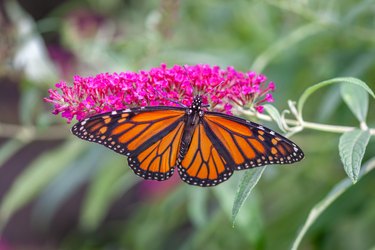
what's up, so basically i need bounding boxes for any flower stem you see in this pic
[240,109,375,135]
[0,123,68,140]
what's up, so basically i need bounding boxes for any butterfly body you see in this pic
[72,95,304,187]
[178,96,205,161]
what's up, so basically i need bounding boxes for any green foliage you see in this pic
[0,141,85,229]
[263,104,287,133]
[0,139,27,167]
[1,0,375,249]
[297,77,375,119]
[339,130,371,183]
[341,84,369,123]
[80,161,138,231]
[32,147,108,228]
[291,156,375,250]
[232,167,265,225]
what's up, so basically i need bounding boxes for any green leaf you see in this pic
[263,104,286,133]
[298,77,375,120]
[188,188,208,228]
[232,167,265,225]
[80,158,137,231]
[339,129,371,183]
[0,139,26,168]
[316,85,342,121]
[291,156,375,250]
[343,0,375,24]
[32,147,105,228]
[0,140,85,230]
[251,23,323,72]
[340,83,369,123]
[19,87,40,125]
[213,179,237,219]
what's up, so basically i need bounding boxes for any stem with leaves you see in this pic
[232,77,375,250]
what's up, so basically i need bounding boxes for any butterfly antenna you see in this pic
[183,65,199,97]
[165,96,187,107]
[152,86,187,108]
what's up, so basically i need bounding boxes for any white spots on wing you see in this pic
[177,165,233,187]
[130,157,174,181]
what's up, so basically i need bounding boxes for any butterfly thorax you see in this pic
[186,95,204,120]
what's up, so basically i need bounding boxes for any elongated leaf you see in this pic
[343,0,375,24]
[291,157,375,250]
[251,23,323,72]
[188,188,208,228]
[0,140,85,230]
[263,104,286,133]
[317,85,342,121]
[318,52,375,121]
[298,77,375,119]
[339,129,370,183]
[32,147,105,228]
[19,87,40,125]
[0,139,26,168]
[80,159,137,231]
[213,179,237,218]
[340,83,369,123]
[180,210,223,250]
[232,167,265,225]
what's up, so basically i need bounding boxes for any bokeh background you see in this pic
[0,0,374,249]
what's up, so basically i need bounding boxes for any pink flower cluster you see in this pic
[44,64,275,123]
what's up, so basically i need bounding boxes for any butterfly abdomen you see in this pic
[176,110,201,163]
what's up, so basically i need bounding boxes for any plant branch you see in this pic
[0,123,69,140]
[239,108,375,135]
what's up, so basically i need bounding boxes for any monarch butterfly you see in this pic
[72,95,304,187]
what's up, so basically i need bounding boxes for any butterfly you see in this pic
[71,95,304,187]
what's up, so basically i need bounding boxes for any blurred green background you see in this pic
[0,0,374,249]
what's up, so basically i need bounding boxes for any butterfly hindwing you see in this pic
[178,123,234,187]
[128,119,185,180]
[71,106,186,180]
[203,112,304,170]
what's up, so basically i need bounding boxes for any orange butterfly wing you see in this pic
[72,104,304,186]
[178,123,234,186]
[71,107,186,180]
[203,112,304,170]
[177,111,304,187]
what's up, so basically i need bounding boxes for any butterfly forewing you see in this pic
[203,112,304,170]
[71,107,186,180]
